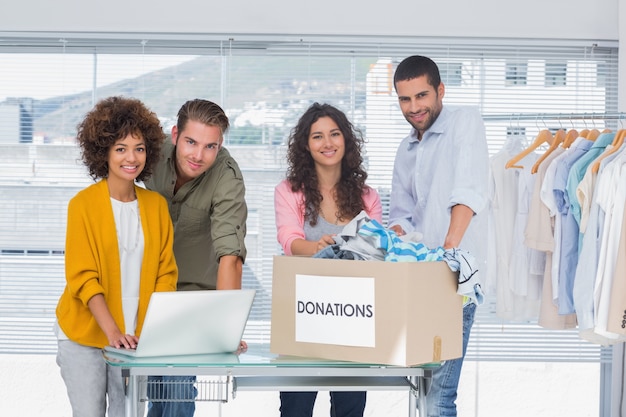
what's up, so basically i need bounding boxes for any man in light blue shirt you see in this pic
[389,55,489,417]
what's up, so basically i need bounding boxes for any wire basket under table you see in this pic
[140,376,231,403]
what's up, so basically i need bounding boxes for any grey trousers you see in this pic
[57,339,144,417]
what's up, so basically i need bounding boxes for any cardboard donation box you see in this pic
[270,255,463,367]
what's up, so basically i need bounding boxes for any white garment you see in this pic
[508,155,543,299]
[110,198,144,336]
[592,150,626,343]
[574,145,625,341]
[488,138,540,321]
[540,150,569,303]
[573,167,606,339]
[578,143,626,235]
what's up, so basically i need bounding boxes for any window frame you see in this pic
[0,36,619,367]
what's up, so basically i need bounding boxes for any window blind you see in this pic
[0,35,617,363]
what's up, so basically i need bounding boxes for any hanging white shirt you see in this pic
[593,150,626,343]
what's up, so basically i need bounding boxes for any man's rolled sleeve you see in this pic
[210,160,248,262]
[448,107,489,216]
[449,187,488,216]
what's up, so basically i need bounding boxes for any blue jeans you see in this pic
[280,391,366,417]
[426,302,476,417]
[147,375,197,417]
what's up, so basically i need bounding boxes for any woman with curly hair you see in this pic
[274,102,382,417]
[55,96,178,417]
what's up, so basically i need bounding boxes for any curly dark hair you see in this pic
[76,96,165,181]
[286,102,368,226]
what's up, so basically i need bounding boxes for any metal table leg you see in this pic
[408,375,417,417]
[408,374,428,417]
[417,375,428,416]
[122,369,139,417]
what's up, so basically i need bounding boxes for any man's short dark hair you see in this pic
[393,55,441,91]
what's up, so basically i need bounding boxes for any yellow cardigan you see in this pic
[56,179,178,348]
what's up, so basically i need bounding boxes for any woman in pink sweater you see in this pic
[274,103,382,417]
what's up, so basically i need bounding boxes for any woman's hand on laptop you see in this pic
[89,294,139,350]
[109,331,139,350]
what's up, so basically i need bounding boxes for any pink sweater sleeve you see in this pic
[275,182,384,255]
[274,180,306,255]
[363,187,383,223]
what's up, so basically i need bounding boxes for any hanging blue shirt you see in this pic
[565,132,615,226]
[552,138,594,315]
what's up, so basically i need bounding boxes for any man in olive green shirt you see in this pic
[145,99,247,291]
[144,99,247,417]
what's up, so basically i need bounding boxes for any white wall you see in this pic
[1,0,619,42]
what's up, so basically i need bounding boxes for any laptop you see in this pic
[104,289,255,358]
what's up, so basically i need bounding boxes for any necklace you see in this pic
[320,208,340,225]
[112,199,142,253]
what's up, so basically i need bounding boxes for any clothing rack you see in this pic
[481,112,626,122]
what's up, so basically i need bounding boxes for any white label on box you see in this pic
[295,274,375,347]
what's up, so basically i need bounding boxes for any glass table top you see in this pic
[103,343,440,370]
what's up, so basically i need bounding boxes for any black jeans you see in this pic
[279,391,366,417]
